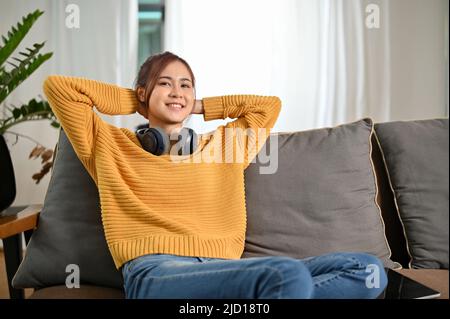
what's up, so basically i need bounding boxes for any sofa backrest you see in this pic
[243,118,397,269]
[373,119,448,269]
[370,132,410,267]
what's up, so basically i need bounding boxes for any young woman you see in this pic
[43,51,387,299]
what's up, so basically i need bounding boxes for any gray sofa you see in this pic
[11,117,449,299]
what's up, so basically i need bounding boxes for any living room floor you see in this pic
[0,250,33,299]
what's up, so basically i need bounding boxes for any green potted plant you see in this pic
[0,9,59,211]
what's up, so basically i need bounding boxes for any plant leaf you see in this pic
[32,161,53,184]
[12,57,24,63]
[29,145,45,159]
[50,121,60,128]
[12,108,21,119]
[40,149,53,163]
[32,172,44,183]
[0,9,44,67]
[7,61,18,68]
[1,51,53,104]
[1,98,59,134]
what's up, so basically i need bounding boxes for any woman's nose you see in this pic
[169,86,182,98]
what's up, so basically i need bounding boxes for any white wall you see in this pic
[389,0,448,120]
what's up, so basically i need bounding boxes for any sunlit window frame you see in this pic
[138,0,165,67]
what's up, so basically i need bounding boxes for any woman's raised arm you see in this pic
[201,95,282,168]
[43,75,139,160]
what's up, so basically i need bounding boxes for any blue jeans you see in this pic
[122,252,387,299]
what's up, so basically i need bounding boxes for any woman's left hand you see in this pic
[191,99,204,114]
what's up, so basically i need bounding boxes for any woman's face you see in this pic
[141,60,195,129]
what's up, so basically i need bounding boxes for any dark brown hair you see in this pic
[135,51,196,109]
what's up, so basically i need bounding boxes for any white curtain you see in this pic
[0,0,138,206]
[49,0,139,128]
[165,0,448,133]
[314,0,392,127]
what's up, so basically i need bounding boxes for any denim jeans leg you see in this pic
[301,252,388,299]
[122,254,314,299]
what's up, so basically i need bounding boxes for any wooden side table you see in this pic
[0,205,42,299]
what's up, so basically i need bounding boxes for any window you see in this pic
[138,0,165,68]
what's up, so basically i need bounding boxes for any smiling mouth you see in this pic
[166,103,184,109]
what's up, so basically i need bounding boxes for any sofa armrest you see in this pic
[0,204,42,239]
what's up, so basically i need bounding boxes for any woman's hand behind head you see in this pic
[191,99,204,114]
[137,104,148,119]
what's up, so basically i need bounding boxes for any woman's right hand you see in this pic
[137,104,148,119]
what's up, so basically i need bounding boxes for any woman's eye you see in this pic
[182,84,191,88]
[159,82,170,86]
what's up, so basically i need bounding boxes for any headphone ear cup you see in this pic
[177,128,198,156]
[136,127,169,155]
[152,127,170,155]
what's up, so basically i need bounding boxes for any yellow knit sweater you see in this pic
[43,76,281,269]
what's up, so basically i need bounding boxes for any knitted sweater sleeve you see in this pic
[43,75,139,160]
[202,95,282,168]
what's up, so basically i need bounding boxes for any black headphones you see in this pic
[136,126,198,156]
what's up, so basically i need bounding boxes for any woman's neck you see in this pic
[148,120,182,134]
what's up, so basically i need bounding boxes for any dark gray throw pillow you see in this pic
[374,119,449,269]
[243,118,397,269]
[12,130,123,289]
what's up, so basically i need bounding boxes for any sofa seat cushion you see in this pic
[395,269,449,299]
[28,285,125,299]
